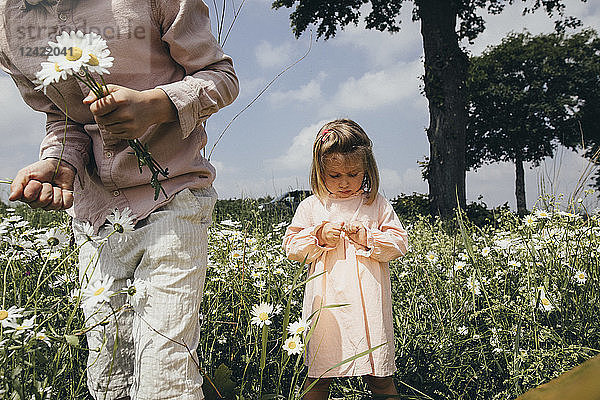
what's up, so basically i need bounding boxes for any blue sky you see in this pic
[1,0,599,210]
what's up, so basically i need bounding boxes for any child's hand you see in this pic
[317,222,344,247]
[83,85,177,140]
[345,222,368,248]
[9,158,76,211]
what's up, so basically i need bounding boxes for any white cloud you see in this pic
[265,119,330,172]
[323,60,424,113]
[334,4,423,67]
[255,40,294,69]
[270,72,325,105]
[379,167,427,198]
[238,76,268,100]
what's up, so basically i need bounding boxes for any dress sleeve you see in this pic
[153,0,240,139]
[358,197,408,262]
[282,200,333,264]
[0,56,91,174]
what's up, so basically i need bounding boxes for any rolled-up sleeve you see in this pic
[154,0,239,138]
[283,201,334,264]
[366,199,408,262]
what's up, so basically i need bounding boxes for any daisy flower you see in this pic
[0,305,24,327]
[425,251,438,263]
[574,270,587,284]
[4,316,36,336]
[34,329,52,346]
[50,30,94,73]
[457,326,468,335]
[283,336,304,355]
[230,249,243,260]
[507,260,521,268]
[523,214,537,227]
[466,276,481,295]
[74,221,103,244]
[34,61,72,93]
[534,209,550,219]
[80,31,113,75]
[480,247,491,257]
[125,278,149,308]
[537,286,554,312]
[288,319,309,336]
[251,302,274,327]
[38,227,69,248]
[105,208,135,238]
[454,260,467,272]
[250,271,262,279]
[273,267,285,275]
[81,274,115,310]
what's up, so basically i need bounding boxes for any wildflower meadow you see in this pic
[0,193,599,399]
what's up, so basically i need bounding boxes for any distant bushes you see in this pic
[390,192,511,227]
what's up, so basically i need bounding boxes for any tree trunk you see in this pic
[417,0,468,218]
[515,154,527,216]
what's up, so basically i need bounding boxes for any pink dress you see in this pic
[283,193,408,378]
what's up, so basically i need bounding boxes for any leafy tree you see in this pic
[466,30,600,215]
[271,0,584,217]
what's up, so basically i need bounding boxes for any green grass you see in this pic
[0,194,599,399]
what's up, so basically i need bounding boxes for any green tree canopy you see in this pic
[466,29,600,214]
[272,0,585,217]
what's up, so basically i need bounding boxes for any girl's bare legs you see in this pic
[363,375,398,399]
[303,377,333,400]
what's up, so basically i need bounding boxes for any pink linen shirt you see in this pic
[0,0,239,231]
[283,193,408,377]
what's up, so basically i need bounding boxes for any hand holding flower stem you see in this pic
[82,82,175,200]
[35,30,173,201]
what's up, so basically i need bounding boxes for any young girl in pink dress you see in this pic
[283,119,408,399]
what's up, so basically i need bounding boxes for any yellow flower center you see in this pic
[0,310,8,320]
[54,63,62,72]
[16,325,25,330]
[288,341,296,349]
[259,312,268,321]
[88,53,99,66]
[579,274,585,279]
[296,327,305,334]
[94,287,105,296]
[66,46,83,61]
[541,298,550,306]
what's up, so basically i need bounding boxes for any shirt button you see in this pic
[58,13,68,22]
[112,190,120,197]
[105,151,113,158]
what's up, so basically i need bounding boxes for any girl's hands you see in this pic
[83,85,177,140]
[317,222,344,247]
[345,221,368,248]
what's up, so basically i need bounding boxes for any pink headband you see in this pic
[321,129,332,142]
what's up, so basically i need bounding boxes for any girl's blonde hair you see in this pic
[310,119,379,205]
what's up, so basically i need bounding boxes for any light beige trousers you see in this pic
[73,187,216,400]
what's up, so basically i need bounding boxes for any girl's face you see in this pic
[323,155,365,199]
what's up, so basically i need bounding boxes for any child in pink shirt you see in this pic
[283,119,408,399]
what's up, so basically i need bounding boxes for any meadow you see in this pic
[0,193,599,399]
